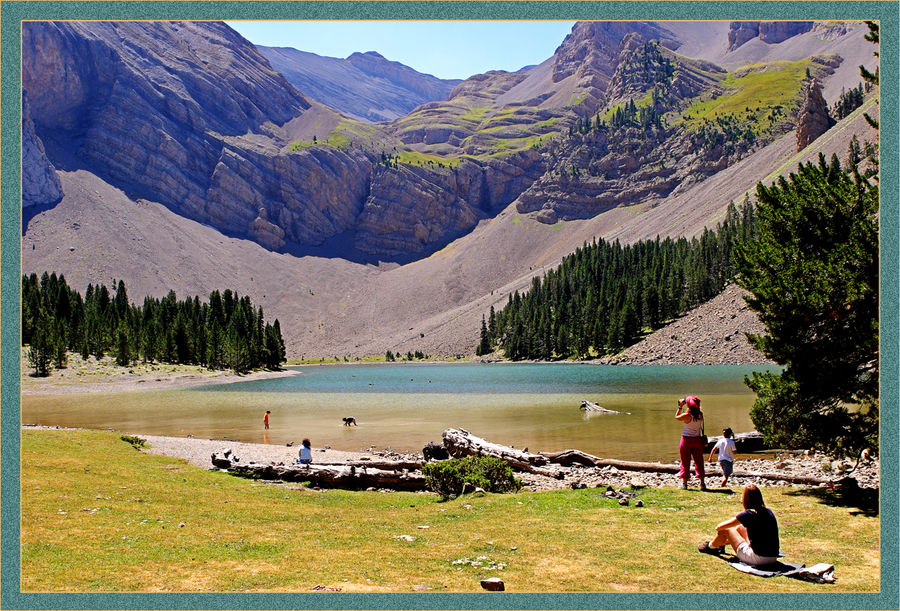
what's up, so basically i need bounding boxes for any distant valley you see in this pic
[21,20,878,358]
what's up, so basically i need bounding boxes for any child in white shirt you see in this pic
[709,427,737,487]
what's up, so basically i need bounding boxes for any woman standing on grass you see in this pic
[698,484,780,566]
[675,395,706,490]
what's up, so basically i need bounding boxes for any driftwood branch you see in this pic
[211,453,428,491]
[580,400,626,414]
[441,428,560,477]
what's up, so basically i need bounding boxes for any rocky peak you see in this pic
[551,21,677,85]
[346,50,458,101]
[605,38,724,109]
[728,21,814,51]
[796,77,835,151]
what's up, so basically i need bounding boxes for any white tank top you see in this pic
[682,415,703,437]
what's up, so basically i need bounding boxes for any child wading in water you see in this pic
[709,427,737,487]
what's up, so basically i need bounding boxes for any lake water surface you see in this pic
[21,363,773,461]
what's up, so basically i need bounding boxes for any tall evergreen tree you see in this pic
[736,154,878,458]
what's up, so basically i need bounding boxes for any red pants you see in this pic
[679,436,705,480]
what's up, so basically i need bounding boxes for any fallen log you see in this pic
[541,449,682,473]
[441,428,560,478]
[580,400,628,414]
[211,453,428,491]
[539,449,838,485]
[312,460,424,470]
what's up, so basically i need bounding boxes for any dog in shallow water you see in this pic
[342,417,358,427]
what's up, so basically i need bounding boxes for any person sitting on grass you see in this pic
[709,427,737,487]
[698,484,780,566]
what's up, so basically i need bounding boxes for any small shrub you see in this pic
[422,455,521,499]
[120,435,146,450]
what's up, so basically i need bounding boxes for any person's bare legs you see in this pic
[711,523,749,551]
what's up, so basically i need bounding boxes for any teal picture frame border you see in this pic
[2,1,897,609]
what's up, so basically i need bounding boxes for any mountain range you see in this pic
[21,19,878,358]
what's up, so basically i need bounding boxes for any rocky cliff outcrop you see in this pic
[22,21,315,236]
[796,77,836,151]
[22,91,63,208]
[728,21,814,51]
[551,21,678,88]
[356,148,546,256]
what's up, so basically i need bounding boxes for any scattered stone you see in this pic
[635,499,644,507]
[629,478,647,488]
[412,584,429,591]
[310,584,342,592]
[461,482,476,495]
[480,577,505,591]
[395,535,416,542]
[178,522,185,528]
[618,498,629,506]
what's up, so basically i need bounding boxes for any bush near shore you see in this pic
[20,429,879,593]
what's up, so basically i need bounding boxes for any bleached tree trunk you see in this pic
[441,428,560,477]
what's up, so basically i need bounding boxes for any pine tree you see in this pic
[859,21,879,129]
[27,305,53,377]
[476,315,491,356]
[116,321,132,367]
[736,154,878,457]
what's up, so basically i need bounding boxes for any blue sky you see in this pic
[226,21,577,80]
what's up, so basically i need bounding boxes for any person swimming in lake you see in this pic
[263,410,270,430]
[296,438,313,464]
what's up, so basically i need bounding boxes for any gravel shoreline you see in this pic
[23,426,879,493]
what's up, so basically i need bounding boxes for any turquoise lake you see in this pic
[21,363,773,461]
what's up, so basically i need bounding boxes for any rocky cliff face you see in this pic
[727,21,814,51]
[22,91,63,208]
[22,21,318,239]
[796,77,836,151]
[21,21,552,260]
[22,19,852,263]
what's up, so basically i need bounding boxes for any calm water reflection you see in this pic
[21,363,773,461]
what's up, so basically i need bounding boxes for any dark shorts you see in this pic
[298,458,312,464]
[719,459,734,476]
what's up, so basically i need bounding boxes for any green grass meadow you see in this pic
[20,429,879,593]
